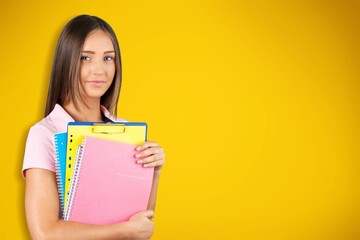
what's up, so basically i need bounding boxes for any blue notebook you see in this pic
[54,132,67,215]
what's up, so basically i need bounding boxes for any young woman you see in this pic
[22,15,165,239]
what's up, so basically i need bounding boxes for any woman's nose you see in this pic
[91,59,105,75]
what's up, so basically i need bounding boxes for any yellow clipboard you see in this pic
[64,122,148,212]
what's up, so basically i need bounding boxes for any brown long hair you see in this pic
[45,14,122,117]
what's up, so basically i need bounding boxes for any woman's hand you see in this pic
[135,141,165,172]
[127,210,155,240]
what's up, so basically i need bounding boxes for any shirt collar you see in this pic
[49,104,117,132]
[100,105,117,122]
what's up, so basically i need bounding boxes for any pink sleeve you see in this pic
[22,125,55,178]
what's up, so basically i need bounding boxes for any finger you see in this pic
[136,141,159,151]
[135,147,163,159]
[142,210,155,219]
[137,153,164,164]
[143,159,165,168]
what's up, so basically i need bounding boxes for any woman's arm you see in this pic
[25,168,154,240]
[135,141,165,212]
[147,171,161,211]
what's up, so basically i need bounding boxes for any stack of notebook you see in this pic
[53,122,153,224]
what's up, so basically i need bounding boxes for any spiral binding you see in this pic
[64,139,86,220]
[53,134,65,219]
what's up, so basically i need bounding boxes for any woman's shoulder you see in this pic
[29,115,58,137]
[29,104,73,134]
[23,116,58,178]
[25,117,58,155]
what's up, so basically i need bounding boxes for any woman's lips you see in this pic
[86,80,106,86]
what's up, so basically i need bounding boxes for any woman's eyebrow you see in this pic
[81,50,115,54]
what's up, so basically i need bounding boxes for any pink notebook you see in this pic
[65,136,154,225]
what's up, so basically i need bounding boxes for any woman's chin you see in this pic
[83,90,108,100]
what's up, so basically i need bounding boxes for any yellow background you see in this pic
[1,0,359,239]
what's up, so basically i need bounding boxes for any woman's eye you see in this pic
[80,56,90,61]
[104,56,114,61]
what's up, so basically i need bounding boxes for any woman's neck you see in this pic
[63,99,103,122]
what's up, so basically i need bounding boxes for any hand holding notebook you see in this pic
[65,136,154,225]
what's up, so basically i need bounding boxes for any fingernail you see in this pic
[144,164,148,167]
[135,154,141,158]
[137,160,143,164]
[136,146,141,151]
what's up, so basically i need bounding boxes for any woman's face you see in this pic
[79,30,116,101]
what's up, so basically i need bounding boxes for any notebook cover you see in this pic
[64,122,147,212]
[65,136,154,224]
[53,132,67,214]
